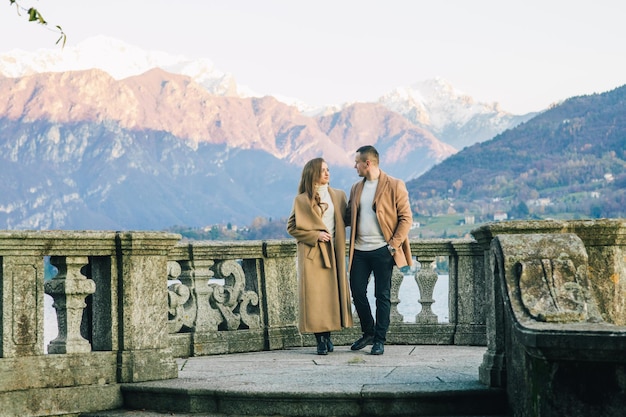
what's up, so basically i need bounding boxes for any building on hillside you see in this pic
[527,198,552,207]
[493,212,508,222]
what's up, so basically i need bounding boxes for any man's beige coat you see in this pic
[346,170,413,269]
[287,187,353,333]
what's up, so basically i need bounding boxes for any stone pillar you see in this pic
[451,240,486,345]
[115,232,180,382]
[89,255,116,351]
[472,226,507,387]
[261,240,300,349]
[45,256,95,354]
[567,219,626,325]
[0,255,44,357]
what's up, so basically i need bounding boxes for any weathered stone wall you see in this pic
[475,220,626,417]
[473,219,626,325]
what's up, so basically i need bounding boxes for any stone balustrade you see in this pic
[0,231,180,416]
[0,231,484,416]
[165,238,486,358]
[3,219,622,416]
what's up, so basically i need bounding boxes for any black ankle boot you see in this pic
[315,334,328,355]
[325,332,334,352]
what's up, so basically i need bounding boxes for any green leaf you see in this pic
[27,7,47,24]
[56,31,67,49]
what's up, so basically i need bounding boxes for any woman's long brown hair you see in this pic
[298,157,328,215]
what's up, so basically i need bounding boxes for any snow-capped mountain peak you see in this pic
[380,76,500,129]
[378,76,533,148]
[0,35,252,97]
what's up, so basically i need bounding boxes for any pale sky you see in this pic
[2,0,626,114]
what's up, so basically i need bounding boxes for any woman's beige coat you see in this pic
[287,187,353,333]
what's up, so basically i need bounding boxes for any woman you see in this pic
[287,158,353,355]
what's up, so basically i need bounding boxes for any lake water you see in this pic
[43,274,449,350]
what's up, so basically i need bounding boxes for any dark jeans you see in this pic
[349,246,395,343]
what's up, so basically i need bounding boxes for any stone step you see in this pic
[83,409,509,417]
[85,412,509,417]
[110,382,506,416]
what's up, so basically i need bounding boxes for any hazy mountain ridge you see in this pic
[317,103,456,179]
[0,67,455,169]
[0,118,317,229]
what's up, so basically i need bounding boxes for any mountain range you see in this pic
[0,37,543,230]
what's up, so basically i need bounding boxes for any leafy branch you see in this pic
[8,0,66,47]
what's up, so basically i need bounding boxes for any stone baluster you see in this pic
[390,266,404,322]
[415,256,438,324]
[179,259,216,332]
[44,256,95,354]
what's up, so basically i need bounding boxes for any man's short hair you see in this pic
[356,145,379,165]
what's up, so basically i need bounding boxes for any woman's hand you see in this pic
[318,231,332,242]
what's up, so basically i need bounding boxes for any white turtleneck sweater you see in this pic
[355,178,385,251]
[316,184,335,237]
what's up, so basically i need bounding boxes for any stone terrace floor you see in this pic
[83,344,510,416]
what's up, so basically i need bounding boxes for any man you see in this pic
[345,145,413,355]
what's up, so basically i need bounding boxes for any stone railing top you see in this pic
[409,238,477,256]
[0,230,117,256]
[0,230,181,256]
[168,239,300,260]
[472,219,626,247]
[170,239,267,259]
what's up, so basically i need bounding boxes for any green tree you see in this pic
[510,201,530,219]
[590,204,603,219]
[8,0,66,46]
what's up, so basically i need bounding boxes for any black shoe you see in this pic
[326,337,334,353]
[371,341,384,355]
[316,336,328,355]
[350,334,374,351]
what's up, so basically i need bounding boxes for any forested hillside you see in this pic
[407,85,626,222]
